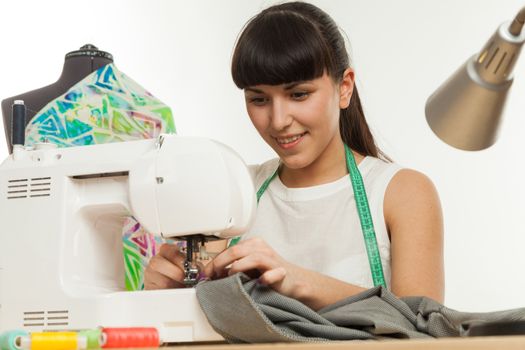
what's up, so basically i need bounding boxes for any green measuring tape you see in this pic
[229,144,386,288]
[344,144,386,288]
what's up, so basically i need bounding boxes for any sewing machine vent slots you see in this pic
[22,310,69,328]
[6,177,51,200]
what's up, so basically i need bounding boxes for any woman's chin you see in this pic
[279,154,311,170]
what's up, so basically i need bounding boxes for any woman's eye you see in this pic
[249,97,268,106]
[291,91,309,100]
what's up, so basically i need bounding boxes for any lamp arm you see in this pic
[509,6,525,36]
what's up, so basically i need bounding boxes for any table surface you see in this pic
[115,336,525,350]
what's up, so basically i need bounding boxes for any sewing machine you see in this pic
[0,133,256,342]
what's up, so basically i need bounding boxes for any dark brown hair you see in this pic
[231,1,388,160]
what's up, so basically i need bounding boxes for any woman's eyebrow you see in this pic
[284,81,312,90]
[245,87,264,93]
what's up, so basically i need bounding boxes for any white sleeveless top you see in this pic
[242,156,403,289]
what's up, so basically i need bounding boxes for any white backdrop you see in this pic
[1,0,524,312]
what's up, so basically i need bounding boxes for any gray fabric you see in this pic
[195,273,525,343]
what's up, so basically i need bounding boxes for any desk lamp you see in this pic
[425,7,525,151]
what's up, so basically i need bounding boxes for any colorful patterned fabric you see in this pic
[25,63,174,290]
[25,63,175,147]
[123,217,165,291]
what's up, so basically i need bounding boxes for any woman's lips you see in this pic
[274,132,307,150]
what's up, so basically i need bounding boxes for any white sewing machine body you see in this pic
[0,134,256,342]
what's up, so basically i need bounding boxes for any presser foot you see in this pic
[181,235,213,287]
[183,261,200,287]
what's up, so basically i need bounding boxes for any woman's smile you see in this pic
[274,132,308,149]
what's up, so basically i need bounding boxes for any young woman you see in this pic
[145,1,444,311]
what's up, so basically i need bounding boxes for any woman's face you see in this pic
[244,71,353,170]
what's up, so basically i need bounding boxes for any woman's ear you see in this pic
[339,68,355,109]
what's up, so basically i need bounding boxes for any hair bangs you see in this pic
[232,12,332,89]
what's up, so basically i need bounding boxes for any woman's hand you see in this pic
[146,238,368,311]
[144,243,187,290]
[203,237,305,299]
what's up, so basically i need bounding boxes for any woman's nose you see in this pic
[270,100,293,130]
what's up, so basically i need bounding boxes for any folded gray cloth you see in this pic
[195,273,525,343]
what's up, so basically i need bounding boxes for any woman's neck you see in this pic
[279,137,364,188]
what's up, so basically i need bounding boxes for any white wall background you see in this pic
[1,0,524,312]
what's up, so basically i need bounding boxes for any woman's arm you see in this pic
[203,168,445,310]
[385,169,445,303]
[287,168,445,309]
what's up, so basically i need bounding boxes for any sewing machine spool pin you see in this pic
[11,100,26,148]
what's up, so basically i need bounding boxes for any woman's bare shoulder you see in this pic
[383,168,442,231]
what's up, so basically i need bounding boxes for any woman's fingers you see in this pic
[144,243,188,289]
[227,253,275,276]
[196,237,296,298]
[147,255,185,282]
[158,243,186,270]
[144,267,185,290]
[204,243,248,278]
[205,238,272,278]
[203,239,283,280]
[259,267,287,285]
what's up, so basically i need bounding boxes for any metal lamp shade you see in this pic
[425,56,512,151]
[425,21,525,151]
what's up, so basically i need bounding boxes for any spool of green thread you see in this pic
[79,329,101,349]
[0,330,28,350]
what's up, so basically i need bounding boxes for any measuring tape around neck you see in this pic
[229,145,386,288]
[343,144,386,288]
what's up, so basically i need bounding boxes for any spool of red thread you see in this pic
[101,327,160,348]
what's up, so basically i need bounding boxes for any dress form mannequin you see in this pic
[1,44,113,153]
